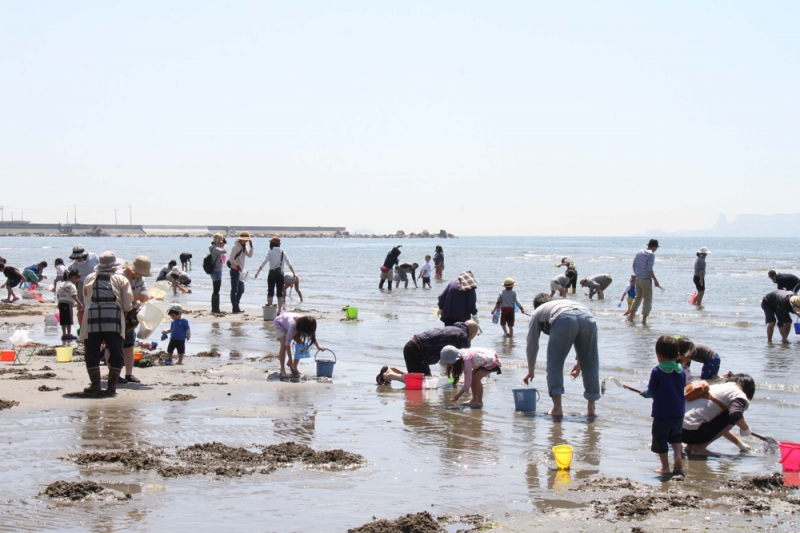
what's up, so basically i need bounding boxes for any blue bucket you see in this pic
[512,388,541,411]
[795,320,800,335]
[295,342,311,359]
[315,349,336,378]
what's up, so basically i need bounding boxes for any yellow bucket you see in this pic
[56,347,73,363]
[552,445,573,470]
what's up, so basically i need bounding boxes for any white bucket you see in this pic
[262,305,277,321]
[44,314,58,327]
[137,301,166,339]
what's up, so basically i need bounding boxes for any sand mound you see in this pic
[43,481,106,501]
[347,512,445,533]
[162,394,196,401]
[0,399,20,410]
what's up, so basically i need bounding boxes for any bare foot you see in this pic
[547,409,563,416]
[654,468,670,474]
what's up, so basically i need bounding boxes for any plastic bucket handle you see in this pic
[314,349,336,363]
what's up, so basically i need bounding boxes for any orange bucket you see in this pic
[0,350,14,362]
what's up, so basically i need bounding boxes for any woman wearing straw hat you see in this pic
[491,278,524,337]
[228,231,253,314]
[79,251,134,396]
[692,247,710,306]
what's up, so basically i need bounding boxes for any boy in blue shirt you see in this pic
[620,275,637,316]
[162,306,191,365]
[641,335,686,477]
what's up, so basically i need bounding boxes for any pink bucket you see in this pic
[779,441,800,472]
[405,373,424,390]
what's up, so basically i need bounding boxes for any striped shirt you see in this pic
[632,249,656,279]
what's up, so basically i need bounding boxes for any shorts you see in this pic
[403,340,431,376]
[626,297,634,312]
[693,275,705,291]
[124,328,136,349]
[284,273,296,284]
[762,297,792,327]
[422,276,430,284]
[500,307,515,327]
[700,353,721,380]
[682,411,734,445]
[6,276,22,288]
[651,416,683,454]
[550,282,565,292]
[482,361,502,375]
[167,339,186,355]
[267,269,284,298]
[58,302,73,326]
[380,269,393,281]
[22,269,40,283]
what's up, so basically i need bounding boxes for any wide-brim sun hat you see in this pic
[439,345,461,366]
[69,244,88,260]
[95,251,118,272]
[237,231,251,241]
[791,296,800,315]
[502,278,517,287]
[170,266,182,277]
[126,256,152,277]
[698,246,711,255]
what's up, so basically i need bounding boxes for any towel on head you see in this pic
[457,271,477,292]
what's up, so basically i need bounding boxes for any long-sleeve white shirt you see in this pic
[526,300,590,370]
[258,247,293,274]
[228,241,253,271]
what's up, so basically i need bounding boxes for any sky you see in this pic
[1,1,798,236]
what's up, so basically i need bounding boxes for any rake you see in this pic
[601,377,642,395]
[751,432,780,454]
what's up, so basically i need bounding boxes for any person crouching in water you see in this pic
[440,346,501,408]
[274,312,325,380]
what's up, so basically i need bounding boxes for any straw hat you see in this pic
[791,296,800,315]
[502,278,517,288]
[69,244,89,260]
[126,256,152,277]
[697,246,711,255]
[439,345,461,365]
[95,251,119,272]
[237,231,251,241]
[270,236,281,245]
[212,233,225,244]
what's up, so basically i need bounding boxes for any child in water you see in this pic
[440,345,501,408]
[162,306,191,365]
[274,312,325,380]
[491,278,524,337]
[640,336,685,477]
[620,275,636,315]
[676,336,721,381]
[418,256,433,289]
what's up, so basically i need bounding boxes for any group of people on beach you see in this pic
[2,235,798,477]
[370,238,795,478]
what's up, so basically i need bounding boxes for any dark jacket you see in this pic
[413,322,471,364]
[383,247,401,269]
[775,273,800,292]
[438,281,477,323]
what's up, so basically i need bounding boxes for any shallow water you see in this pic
[1,236,799,531]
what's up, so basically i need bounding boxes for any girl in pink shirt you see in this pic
[440,346,501,407]
[274,312,325,380]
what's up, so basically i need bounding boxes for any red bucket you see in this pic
[405,373,424,390]
[0,350,14,362]
[779,441,800,472]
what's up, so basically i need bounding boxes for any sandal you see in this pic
[376,365,389,385]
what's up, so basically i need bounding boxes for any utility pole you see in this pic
[66,212,69,224]
[128,205,132,225]
[0,206,3,222]
[74,204,77,225]
[114,209,117,225]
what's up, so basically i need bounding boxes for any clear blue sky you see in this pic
[1,1,798,235]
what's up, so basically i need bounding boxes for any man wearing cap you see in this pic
[628,239,661,325]
[119,256,152,384]
[254,236,298,315]
[67,244,99,306]
[761,290,800,344]
[228,231,254,314]
[79,251,134,396]
[525,293,600,416]
[693,247,710,305]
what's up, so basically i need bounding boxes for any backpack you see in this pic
[202,254,214,275]
[684,380,727,410]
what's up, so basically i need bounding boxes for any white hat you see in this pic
[698,247,711,255]
[439,345,462,366]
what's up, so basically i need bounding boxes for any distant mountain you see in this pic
[647,213,800,238]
